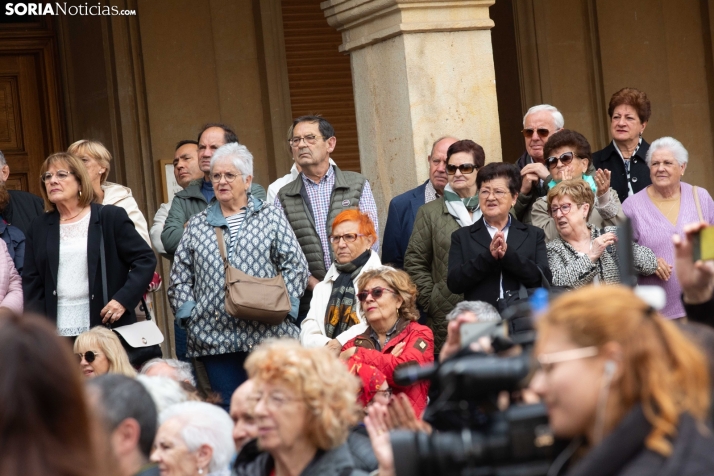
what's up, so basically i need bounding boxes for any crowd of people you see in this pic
[0,86,713,476]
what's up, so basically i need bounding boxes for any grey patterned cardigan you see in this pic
[546,225,657,288]
[169,196,308,357]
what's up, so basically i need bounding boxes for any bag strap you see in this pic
[693,186,704,222]
[98,206,108,306]
[214,226,228,262]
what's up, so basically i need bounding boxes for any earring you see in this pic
[78,190,82,197]
[198,469,204,475]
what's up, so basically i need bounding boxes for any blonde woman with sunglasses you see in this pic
[74,326,136,379]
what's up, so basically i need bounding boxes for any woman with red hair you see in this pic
[300,210,382,354]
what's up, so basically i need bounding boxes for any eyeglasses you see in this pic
[522,128,551,139]
[210,172,241,183]
[549,203,574,217]
[41,170,73,183]
[357,287,398,302]
[76,350,102,363]
[329,233,366,244]
[256,391,299,411]
[535,346,598,374]
[479,189,509,199]
[546,151,578,169]
[374,388,393,399]
[446,163,478,175]
[288,135,323,147]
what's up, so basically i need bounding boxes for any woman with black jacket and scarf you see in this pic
[22,152,156,336]
[592,88,652,204]
[531,285,714,476]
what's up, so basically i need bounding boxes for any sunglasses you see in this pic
[446,163,478,175]
[546,151,578,169]
[357,287,397,302]
[522,128,551,139]
[76,350,102,363]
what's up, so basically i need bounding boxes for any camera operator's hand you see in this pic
[365,403,395,476]
[386,393,433,434]
[440,313,479,363]
[674,222,714,304]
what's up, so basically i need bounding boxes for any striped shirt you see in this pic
[225,210,246,256]
[274,164,380,270]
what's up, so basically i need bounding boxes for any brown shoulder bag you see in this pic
[214,227,291,325]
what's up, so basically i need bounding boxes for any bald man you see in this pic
[229,380,259,453]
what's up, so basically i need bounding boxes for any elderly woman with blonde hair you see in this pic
[74,326,136,379]
[340,267,434,417]
[531,285,714,475]
[232,339,368,476]
[546,179,657,288]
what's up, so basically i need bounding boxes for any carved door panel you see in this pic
[0,54,49,196]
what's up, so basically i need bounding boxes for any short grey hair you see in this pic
[446,301,501,323]
[523,104,564,130]
[140,358,196,387]
[210,142,253,177]
[160,401,235,473]
[0,151,6,168]
[137,375,190,415]
[645,137,689,166]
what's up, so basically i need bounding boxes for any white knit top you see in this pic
[57,212,91,336]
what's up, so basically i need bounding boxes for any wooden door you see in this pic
[0,19,65,197]
[0,54,50,196]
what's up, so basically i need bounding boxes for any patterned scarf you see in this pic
[443,183,481,227]
[324,250,371,339]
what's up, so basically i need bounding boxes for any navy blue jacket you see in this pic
[381,181,428,268]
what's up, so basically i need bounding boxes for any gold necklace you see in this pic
[651,193,680,223]
[60,207,86,222]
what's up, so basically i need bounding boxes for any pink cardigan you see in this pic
[0,238,22,314]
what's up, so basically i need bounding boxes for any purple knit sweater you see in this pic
[623,182,714,318]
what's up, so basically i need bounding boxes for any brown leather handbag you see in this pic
[214,227,291,325]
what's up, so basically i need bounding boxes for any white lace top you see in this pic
[57,212,91,336]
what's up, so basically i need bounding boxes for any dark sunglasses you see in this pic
[546,151,577,169]
[522,128,551,139]
[446,163,478,175]
[76,350,101,363]
[357,287,397,302]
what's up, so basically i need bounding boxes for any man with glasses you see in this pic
[275,115,379,325]
[382,136,458,269]
[514,104,564,221]
[161,123,266,259]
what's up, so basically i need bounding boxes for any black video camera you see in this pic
[391,308,556,476]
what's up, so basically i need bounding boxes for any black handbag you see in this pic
[99,209,163,368]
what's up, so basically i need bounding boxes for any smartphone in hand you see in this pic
[693,225,714,262]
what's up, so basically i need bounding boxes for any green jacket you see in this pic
[161,179,266,259]
[403,197,463,352]
[277,165,366,281]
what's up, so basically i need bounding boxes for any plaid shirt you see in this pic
[274,164,380,271]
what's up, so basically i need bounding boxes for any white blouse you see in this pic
[57,212,91,336]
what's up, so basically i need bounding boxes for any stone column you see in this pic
[322,0,502,229]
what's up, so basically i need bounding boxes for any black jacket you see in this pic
[447,217,551,307]
[2,189,44,235]
[553,406,714,476]
[232,439,368,476]
[684,297,714,328]
[22,203,156,327]
[592,140,651,204]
